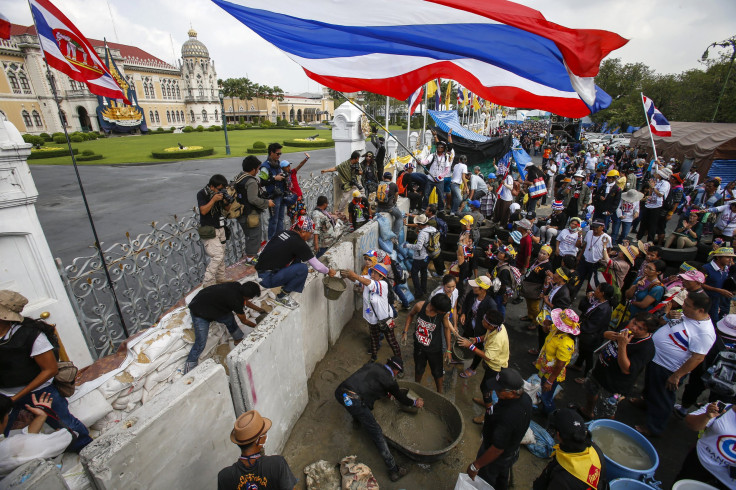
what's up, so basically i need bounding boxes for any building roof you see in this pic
[9,23,176,70]
[284,92,324,100]
[181,28,209,59]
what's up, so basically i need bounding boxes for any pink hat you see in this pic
[550,308,580,335]
[678,270,706,284]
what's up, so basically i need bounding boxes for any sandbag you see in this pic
[376,213,396,241]
[520,426,536,445]
[339,456,378,490]
[526,420,555,458]
[68,389,113,427]
[305,460,341,490]
[398,283,414,304]
[377,237,394,255]
[131,330,183,362]
[454,473,493,490]
[99,372,133,399]
[90,410,124,433]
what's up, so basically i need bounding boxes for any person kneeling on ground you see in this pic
[0,392,73,476]
[466,368,532,490]
[533,408,608,490]
[185,281,265,373]
[255,215,337,309]
[342,264,402,363]
[217,409,297,490]
[401,294,453,393]
[458,310,510,425]
[335,356,423,483]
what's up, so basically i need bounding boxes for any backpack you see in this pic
[498,263,522,287]
[425,229,441,259]
[376,182,391,204]
[390,259,406,285]
[702,349,736,397]
[434,216,448,239]
[225,172,250,219]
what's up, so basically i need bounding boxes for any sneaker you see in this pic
[274,294,298,309]
[389,466,408,482]
[430,272,441,278]
[244,255,258,266]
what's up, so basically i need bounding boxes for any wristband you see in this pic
[470,463,478,472]
[475,336,483,343]
[545,379,554,385]
[446,350,452,353]
[469,344,477,352]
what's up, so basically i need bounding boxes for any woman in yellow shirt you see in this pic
[535,308,579,414]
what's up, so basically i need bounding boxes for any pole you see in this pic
[42,62,130,338]
[712,46,736,122]
[406,99,411,149]
[640,92,658,161]
[421,85,428,147]
[219,91,231,155]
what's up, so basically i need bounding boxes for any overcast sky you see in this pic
[6,0,735,94]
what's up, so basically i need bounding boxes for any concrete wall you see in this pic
[0,459,68,490]
[80,360,237,490]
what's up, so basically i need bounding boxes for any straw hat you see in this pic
[551,308,580,335]
[637,240,650,254]
[0,290,28,323]
[230,410,272,445]
[621,189,644,202]
[414,214,428,225]
[618,243,639,265]
[711,247,736,258]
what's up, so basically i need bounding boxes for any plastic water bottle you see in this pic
[343,393,353,407]
[604,394,619,412]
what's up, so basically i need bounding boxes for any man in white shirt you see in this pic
[585,153,597,174]
[468,166,489,201]
[637,167,671,242]
[421,129,454,211]
[635,292,716,437]
[494,173,515,225]
[575,221,611,292]
[449,154,469,215]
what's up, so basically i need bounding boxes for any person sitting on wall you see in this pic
[0,392,73,476]
[0,290,92,452]
[255,215,337,309]
[217,410,297,490]
[185,281,265,374]
[321,150,363,213]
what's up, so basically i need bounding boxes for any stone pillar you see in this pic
[331,100,366,165]
[386,136,398,162]
[0,119,93,367]
[409,131,418,151]
[424,129,433,148]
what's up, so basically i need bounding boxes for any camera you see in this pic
[218,189,233,203]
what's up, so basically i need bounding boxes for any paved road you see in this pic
[30,129,414,265]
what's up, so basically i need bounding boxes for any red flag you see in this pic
[0,13,11,40]
[29,0,129,103]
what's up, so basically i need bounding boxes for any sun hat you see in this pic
[496,368,525,391]
[637,240,650,253]
[551,308,580,335]
[657,167,673,179]
[469,200,481,209]
[371,264,389,278]
[414,214,428,225]
[510,230,522,244]
[352,190,362,198]
[680,262,696,272]
[468,275,492,290]
[291,215,315,232]
[606,169,619,178]
[279,160,291,168]
[230,410,272,445]
[0,290,28,323]
[569,217,582,225]
[711,247,736,258]
[540,245,553,256]
[460,215,474,226]
[618,243,639,265]
[678,270,706,284]
[621,189,644,202]
[574,170,585,178]
[487,172,497,179]
[517,218,532,230]
[716,315,736,339]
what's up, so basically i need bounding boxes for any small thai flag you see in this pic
[642,95,672,137]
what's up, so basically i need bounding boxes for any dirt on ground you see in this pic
[283,264,699,490]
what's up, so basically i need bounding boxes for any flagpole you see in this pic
[406,99,410,149]
[640,92,658,161]
[421,84,428,147]
[384,95,390,142]
[39,54,130,339]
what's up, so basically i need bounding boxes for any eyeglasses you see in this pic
[275,152,282,156]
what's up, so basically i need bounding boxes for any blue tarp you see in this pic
[498,138,532,180]
[427,110,491,142]
[626,125,640,133]
[708,160,736,185]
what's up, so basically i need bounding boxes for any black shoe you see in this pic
[389,466,408,482]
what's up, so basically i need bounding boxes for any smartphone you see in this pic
[717,401,727,412]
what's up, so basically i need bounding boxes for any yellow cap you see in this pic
[460,215,474,225]
[352,190,361,197]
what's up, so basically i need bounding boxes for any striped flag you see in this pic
[457,86,464,106]
[407,86,423,116]
[642,94,672,137]
[444,80,452,109]
[212,0,627,117]
[29,0,129,103]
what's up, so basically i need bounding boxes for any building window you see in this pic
[19,73,31,93]
[22,110,32,128]
[60,110,68,126]
[154,110,160,123]
[190,110,195,122]
[201,109,208,122]
[149,110,154,122]
[176,85,180,99]
[32,110,42,127]
[8,73,20,93]
[167,86,172,98]
[166,110,171,123]
[148,83,155,97]
[143,83,149,97]
[175,111,180,122]
[239,106,244,112]
[214,109,218,122]
[198,84,204,97]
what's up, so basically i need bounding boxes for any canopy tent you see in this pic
[630,122,736,181]
[428,111,512,169]
[428,110,490,142]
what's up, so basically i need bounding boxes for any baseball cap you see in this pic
[387,356,404,373]
[678,270,706,283]
[291,215,315,232]
[371,264,389,277]
[383,172,392,179]
[496,368,524,391]
[549,408,587,442]
[352,190,361,198]
[279,160,291,168]
[468,275,492,290]
[469,200,481,208]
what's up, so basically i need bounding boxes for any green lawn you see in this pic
[30,128,334,165]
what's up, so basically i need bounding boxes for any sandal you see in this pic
[472,397,485,407]
[459,368,477,379]
[473,414,485,425]
[574,377,586,385]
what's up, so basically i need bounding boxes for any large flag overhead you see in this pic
[29,0,130,103]
[642,94,672,137]
[407,86,423,116]
[212,0,627,117]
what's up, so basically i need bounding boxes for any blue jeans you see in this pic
[411,258,428,298]
[540,379,560,414]
[615,221,633,245]
[267,195,286,240]
[4,384,92,452]
[378,206,404,237]
[335,389,398,471]
[450,182,463,213]
[316,247,328,258]
[494,295,506,318]
[258,263,309,293]
[394,284,410,308]
[188,312,244,364]
[644,361,676,435]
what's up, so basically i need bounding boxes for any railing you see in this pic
[57,173,334,359]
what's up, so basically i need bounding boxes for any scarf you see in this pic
[553,444,602,489]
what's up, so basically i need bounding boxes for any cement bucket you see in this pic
[609,478,656,489]
[672,480,720,490]
[323,276,346,300]
[589,419,659,482]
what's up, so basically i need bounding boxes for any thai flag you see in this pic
[29,0,129,103]
[212,0,627,117]
[457,86,464,106]
[407,86,423,116]
[0,13,11,40]
[642,95,672,137]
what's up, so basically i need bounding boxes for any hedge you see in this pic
[28,148,79,160]
[76,153,104,161]
[282,139,335,148]
[246,148,267,154]
[252,141,266,149]
[151,147,214,159]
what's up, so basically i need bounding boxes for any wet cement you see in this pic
[591,425,654,471]
[373,397,454,453]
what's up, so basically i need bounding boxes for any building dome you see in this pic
[181,28,209,58]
